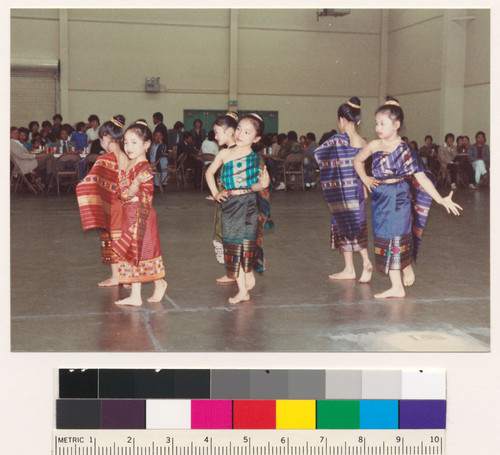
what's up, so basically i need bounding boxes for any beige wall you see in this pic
[11,8,489,144]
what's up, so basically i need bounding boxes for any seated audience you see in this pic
[18,127,33,150]
[71,122,89,151]
[168,121,184,150]
[10,126,55,185]
[201,130,219,159]
[191,118,206,152]
[86,114,100,145]
[149,130,168,186]
[468,131,490,186]
[28,120,39,140]
[178,131,203,188]
[55,127,77,153]
[302,132,319,188]
[153,112,169,145]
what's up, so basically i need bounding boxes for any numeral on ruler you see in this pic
[53,430,445,455]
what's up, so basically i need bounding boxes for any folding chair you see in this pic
[200,153,215,191]
[50,153,82,196]
[283,153,305,191]
[10,156,40,194]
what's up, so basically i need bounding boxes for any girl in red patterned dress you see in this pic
[112,120,167,306]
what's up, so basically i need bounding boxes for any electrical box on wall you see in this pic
[145,77,161,93]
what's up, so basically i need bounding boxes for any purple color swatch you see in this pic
[101,400,146,429]
[191,400,232,429]
[399,400,446,429]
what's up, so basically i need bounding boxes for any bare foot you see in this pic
[98,277,119,287]
[147,279,168,303]
[359,263,373,283]
[374,287,406,299]
[402,265,415,286]
[228,292,250,305]
[329,269,356,280]
[216,275,236,284]
[246,272,256,290]
[115,295,143,306]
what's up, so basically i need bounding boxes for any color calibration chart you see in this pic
[54,369,446,454]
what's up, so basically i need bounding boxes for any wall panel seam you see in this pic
[389,15,442,34]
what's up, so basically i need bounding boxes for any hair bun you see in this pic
[347,97,361,109]
[384,95,400,107]
[226,111,239,121]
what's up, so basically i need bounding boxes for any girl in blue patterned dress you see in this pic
[353,96,462,299]
[314,97,373,283]
[205,113,270,304]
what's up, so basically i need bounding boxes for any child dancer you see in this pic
[112,120,167,306]
[205,113,269,304]
[314,97,373,282]
[210,112,239,284]
[76,115,129,287]
[353,96,462,299]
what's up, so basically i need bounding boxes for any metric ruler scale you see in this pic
[53,430,445,455]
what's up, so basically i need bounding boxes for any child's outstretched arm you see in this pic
[414,172,463,216]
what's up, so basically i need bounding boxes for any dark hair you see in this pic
[28,121,39,131]
[173,121,184,130]
[32,132,41,140]
[444,132,454,142]
[376,96,404,126]
[241,113,265,137]
[475,131,486,141]
[53,113,62,121]
[10,126,18,133]
[464,135,470,141]
[287,130,298,142]
[183,131,194,141]
[261,135,273,147]
[18,127,29,135]
[213,111,238,131]
[153,112,163,122]
[338,96,361,123]
[88,114,100,124]
[125,118,153,143]
[62,123,74,135]
[425,135,433,143]
[41,120,51,129]
[457,135,464,143]
[277,133,287,145]
[410,141,418,151]
[76,121,86,132]
[98,114,126,141]
[306,132,316,142]
[193,118,202,128]
[207,130,216,142]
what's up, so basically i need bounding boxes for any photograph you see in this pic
[10,8,490,352]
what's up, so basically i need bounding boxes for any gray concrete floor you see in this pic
[11,186,489,352]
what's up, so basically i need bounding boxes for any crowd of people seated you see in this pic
[11,110,489,193]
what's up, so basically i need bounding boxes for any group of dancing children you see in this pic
[76,97,462,306]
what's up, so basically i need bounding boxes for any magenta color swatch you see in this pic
[191,400,232,429]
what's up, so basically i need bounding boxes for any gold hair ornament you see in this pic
[110,118,124,128]
[384,100,400,107]
[249,113,263,122]
[226,111,239,121]
[136,121,148,127]
[347,101,361,109]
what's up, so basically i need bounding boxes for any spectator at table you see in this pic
[10,126,55,185]
[167,121,184,150]
[28,120,39,140]
[86,114,100,145]
[468,131,490,186]
[419,135,439,176]
[51,114,63,140]
[279,130,302,160]
[410,140,418,154]
[149,129,168,187]
[191,118,206,153]
[71,122,89,151]
[55,127,77,153]
[270,133,280,154]
[31,133,42,150]
[438,132,462,189]
[299,135,307,149]
[63,123,75,136]
[18,127,33,150]
[461,135,471,154]
[319,129,337,145]
[303,132,319,188]
[153,112,169,145]
[178,131,203,188]
[201,130,219,159]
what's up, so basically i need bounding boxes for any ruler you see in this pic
[53,429,445,455]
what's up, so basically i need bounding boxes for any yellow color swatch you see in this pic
[276,400,316,429]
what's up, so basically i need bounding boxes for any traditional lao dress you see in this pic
[314,133,368,252]
[220,151,262,278]
[76,152,122,264]
[371,141,433,274]
[112,161,165,284]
